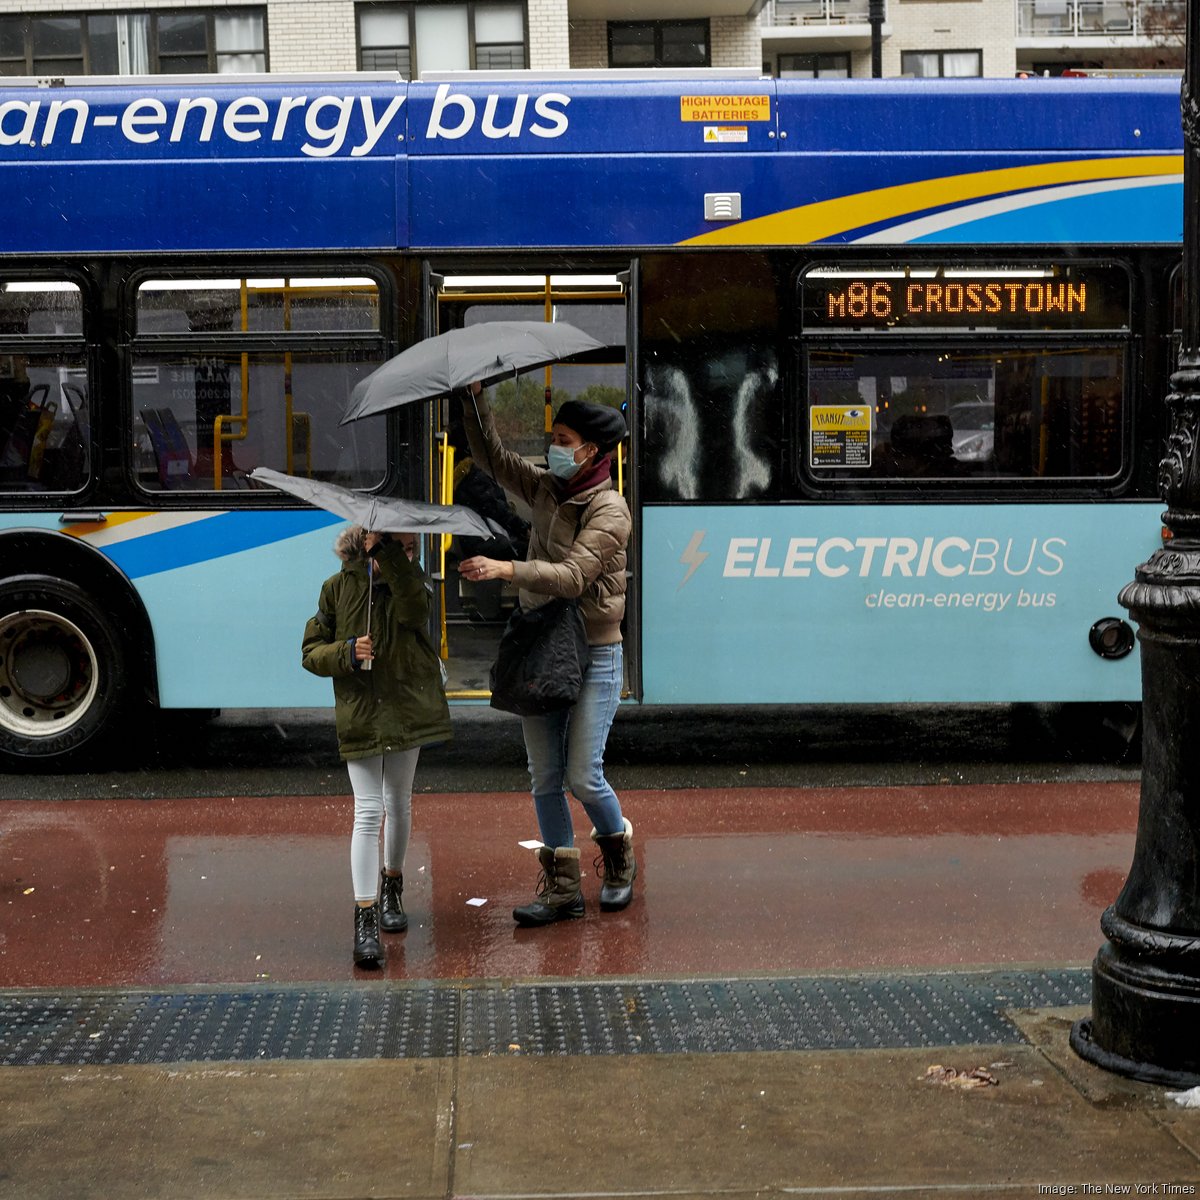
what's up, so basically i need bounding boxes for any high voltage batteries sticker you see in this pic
[679,95,771,122]
[810,406,873,468]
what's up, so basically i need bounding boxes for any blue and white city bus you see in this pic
[0,71,1183,767]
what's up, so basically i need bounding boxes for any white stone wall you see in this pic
[528,0,570,69]
[710,15,763,70]
[568,18,608,69]
[0,0,216,9]
[848,50,873,78]
[885,0,1017,77]
[268,1,356,73]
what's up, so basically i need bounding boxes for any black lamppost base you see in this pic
[1071,1019,1200,1089]
[1071,926,1200,1088]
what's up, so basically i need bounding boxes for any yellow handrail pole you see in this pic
[617,441,625,495]
[213,280,252,489]
[434,431,452,660]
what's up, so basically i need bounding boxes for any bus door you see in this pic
[423,269,632,700]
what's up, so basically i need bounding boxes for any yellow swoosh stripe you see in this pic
[60,511,155,537]
[683,155,1184,246]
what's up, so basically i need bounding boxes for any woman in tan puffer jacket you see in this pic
[460,386,636,927]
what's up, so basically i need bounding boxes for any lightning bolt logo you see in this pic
[678,530,709,590]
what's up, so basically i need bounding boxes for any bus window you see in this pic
[639,252,781,502]
[0,281,83,337]
[0,282,90,495]
[805,345,1125,481]
[135,276,380,334]
[131,276,388,492]
[800,262,1131,487]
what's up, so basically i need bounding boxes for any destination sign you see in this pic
[803,267,1129,331]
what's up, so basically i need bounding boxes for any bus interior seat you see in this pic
[140,407,192,489]
[0,382,50,484]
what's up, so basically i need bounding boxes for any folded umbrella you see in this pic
[249,467,507,540]
[341,320,605,424]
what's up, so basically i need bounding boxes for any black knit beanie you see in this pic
[553,400,627,453]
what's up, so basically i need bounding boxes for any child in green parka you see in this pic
[302,526,450,968]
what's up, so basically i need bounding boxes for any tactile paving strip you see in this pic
[0,968,1088,1066]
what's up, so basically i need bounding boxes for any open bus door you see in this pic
[424,268,634,701]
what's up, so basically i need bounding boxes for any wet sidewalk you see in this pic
[4,778,1200,1197]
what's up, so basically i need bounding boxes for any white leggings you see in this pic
[347,749,420,902]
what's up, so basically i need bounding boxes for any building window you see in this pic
[608,20,710,68]
[357,3,526,77]
[778,52,851,78]
[900,49,983,77]
[0,9,266,76]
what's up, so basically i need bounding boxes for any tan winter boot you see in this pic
[590,818,636,911]
[512,845,585,926]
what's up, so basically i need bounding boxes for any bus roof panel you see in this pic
[776,79,1182,154]
[0,79,408,252]
[408,152,783,247]
[5,160,403,254]
[0,75,1183,254]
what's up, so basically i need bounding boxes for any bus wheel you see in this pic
[0,576,129,769]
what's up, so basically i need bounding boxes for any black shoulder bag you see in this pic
[489,598,589,716]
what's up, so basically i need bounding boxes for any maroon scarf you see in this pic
[556,454,612,500]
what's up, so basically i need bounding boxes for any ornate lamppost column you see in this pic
[869,0,884,78]
[1070,7,1200,1085]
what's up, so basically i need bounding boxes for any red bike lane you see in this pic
[0,781,1137,987]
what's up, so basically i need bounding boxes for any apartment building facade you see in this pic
[0,0,1182,81]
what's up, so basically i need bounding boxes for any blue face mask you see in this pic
[547,444,582,480]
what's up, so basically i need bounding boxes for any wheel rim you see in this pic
[0,608,100,739]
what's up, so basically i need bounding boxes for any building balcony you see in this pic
[762,0,876,28]
[761,0,884,49]
[1016,0,1184,39]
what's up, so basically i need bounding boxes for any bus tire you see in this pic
[0,575,130,770]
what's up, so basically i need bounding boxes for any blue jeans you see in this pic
[521,642,624,849]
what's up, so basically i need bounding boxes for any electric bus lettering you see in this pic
[720,536,1067,579]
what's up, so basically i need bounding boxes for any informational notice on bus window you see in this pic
[810,405,872,468]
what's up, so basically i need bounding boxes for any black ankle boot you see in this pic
[380,871,407,933]
[353,903,383,967]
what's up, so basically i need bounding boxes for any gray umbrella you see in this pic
[340,320,604,424]
[250,468,506,540]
